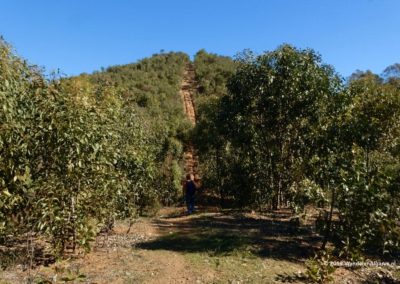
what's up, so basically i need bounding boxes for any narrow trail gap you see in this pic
[180,63,200,178]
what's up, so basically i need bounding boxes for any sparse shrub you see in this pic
[305,250,335,283]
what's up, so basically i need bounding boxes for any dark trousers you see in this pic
[186,194,195,214]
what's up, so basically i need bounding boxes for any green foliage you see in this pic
[305,250,335,284]
[87,52,191,206]
[289,179,327,213]
[195,45,343,209]
[1,34,399,263]
[193,45,400,259]
[0,39,188,254]
[333,73,400,256]
[192,50,238,206]
[194,49,237,98]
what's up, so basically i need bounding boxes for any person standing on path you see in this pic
[183,174,197,214]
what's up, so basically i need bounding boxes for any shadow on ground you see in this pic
[136,211,322,262]
[0,239,55,269]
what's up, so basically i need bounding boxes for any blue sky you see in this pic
[1,0,399,77]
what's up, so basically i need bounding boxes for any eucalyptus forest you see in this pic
[1,37,399,283]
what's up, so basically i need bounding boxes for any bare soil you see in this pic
[180,64,199,178]
[0,207,309,283]
[1,207,399,283]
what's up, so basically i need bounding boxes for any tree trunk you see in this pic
[321,185,335,250]
[216,148,224,208]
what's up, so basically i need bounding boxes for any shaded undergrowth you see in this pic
[137,211,322,262]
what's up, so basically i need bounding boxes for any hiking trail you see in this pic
[1,64,370,284]
[180,64,199,178]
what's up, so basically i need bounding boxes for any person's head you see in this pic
[186,173,193,181]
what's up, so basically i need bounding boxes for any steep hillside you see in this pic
[72,52,193,205]
[180,64,200,179]
[192,50,238,203]
[0,42,194,262]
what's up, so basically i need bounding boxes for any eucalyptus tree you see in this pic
[334,72,400,256]
[217,45,343,209]
[193,50,238,206]
[0,39,157,254]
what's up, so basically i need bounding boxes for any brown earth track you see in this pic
[180,65,197,126]
[180,64,200,178]
[1,208,388,284]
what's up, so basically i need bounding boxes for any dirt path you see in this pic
[180,65,197,126]
[180,64,199,178]
[2,207,393,283]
